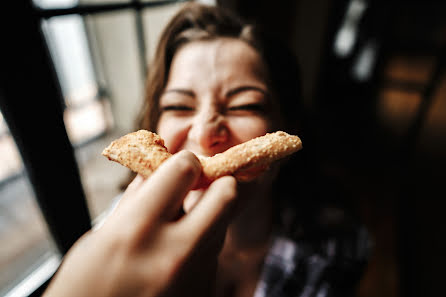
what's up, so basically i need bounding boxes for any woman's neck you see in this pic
[216,182,274,297]
[222,181,274,257]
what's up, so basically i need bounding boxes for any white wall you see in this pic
[84,2,186,134]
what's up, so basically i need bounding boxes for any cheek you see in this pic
[156,116,190,153]
[227,116,270,142]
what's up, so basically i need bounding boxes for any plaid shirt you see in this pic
[253,226,371,297]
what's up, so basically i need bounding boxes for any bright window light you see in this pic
[42,15,98,107]
[334,0,368,57]
[352,40,378,81]
[33,0,78,9]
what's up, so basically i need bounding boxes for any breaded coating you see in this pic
[102,130,171,178]
[200,131,302,181]
[102,130,302,183]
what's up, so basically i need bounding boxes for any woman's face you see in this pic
[157,38,272,157]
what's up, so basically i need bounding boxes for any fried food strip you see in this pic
[102,130,302,182]
[200,131,302,182]
[102,130,171,178]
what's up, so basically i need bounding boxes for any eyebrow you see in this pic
[162,88,195,97]
[163,86,269,99]
[226,86,269,98]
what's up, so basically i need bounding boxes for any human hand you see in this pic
[43,151,237,297]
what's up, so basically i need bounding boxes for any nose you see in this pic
[188,108,229,156]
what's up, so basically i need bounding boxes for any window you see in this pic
[1,1,189,295]
[0,114,59,296]
[0,115,22,182]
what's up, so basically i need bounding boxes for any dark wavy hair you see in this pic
[132,2,335,239]
[137,2,303,135]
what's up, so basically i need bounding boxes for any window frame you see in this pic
[0,0,188,296]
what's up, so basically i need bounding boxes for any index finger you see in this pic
[120,151,202,230]
[180,176,238,248]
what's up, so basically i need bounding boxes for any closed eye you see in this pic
[160,105,194,112]
[227,104,265,112]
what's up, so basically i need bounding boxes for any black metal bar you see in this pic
[133,0,149,79]
[0,0,92,254]
[81,17,113,104]
[39,20,69,110]
[81,16,107,102]
[35,0,188,19]
[404,46,446,155]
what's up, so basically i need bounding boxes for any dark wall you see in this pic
[218,1,446,297]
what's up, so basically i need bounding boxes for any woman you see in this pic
[44,3,369,297]
[136,3,370,296]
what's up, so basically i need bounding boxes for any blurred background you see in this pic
[0,0,445,296]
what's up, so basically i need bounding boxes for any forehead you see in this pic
[167,38,268,85]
